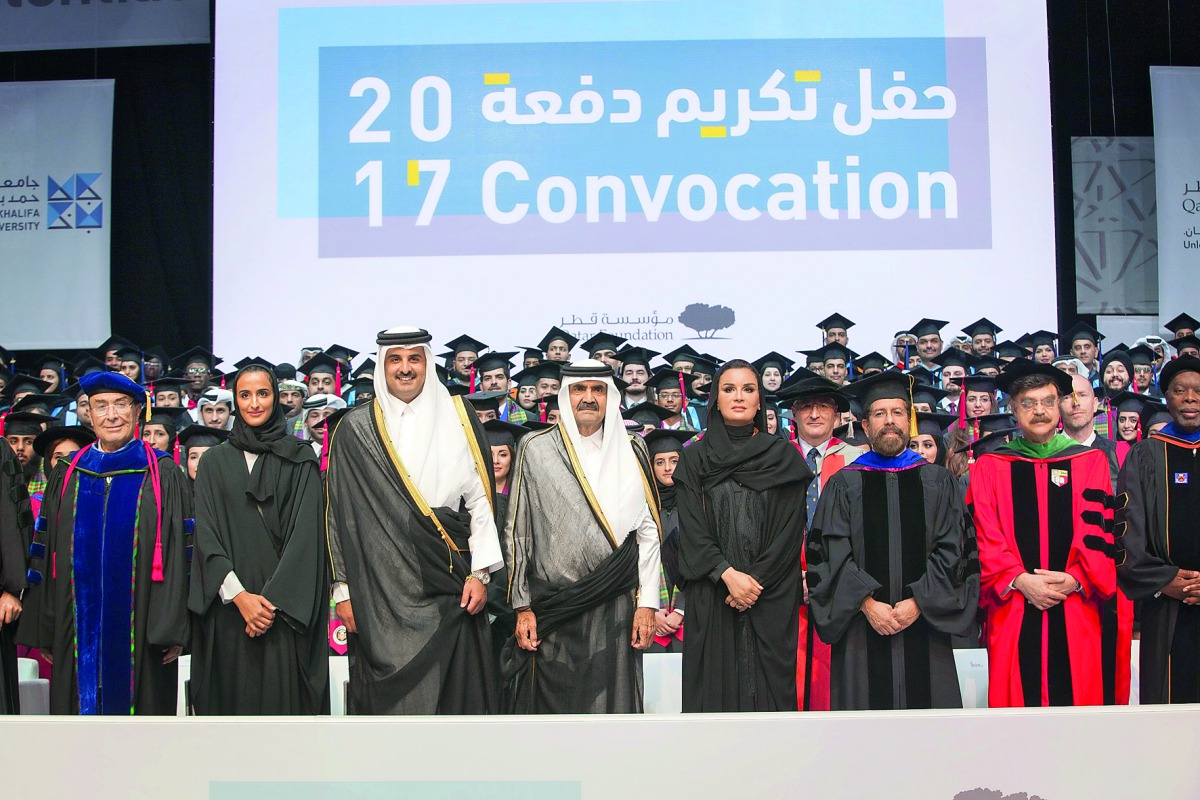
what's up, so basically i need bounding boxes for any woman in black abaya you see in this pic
[188,364,329,714]
[675,359,811,712]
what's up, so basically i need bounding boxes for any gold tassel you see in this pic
[145,390,152,423]
[908,376,918,438]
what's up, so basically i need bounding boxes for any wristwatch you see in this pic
[470,569,491,585]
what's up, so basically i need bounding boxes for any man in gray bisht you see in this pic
[326,327,503,714]
[504,359,662,713]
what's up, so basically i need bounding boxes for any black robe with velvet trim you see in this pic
[325,401,498,715]
[20,449,191,715]
[188,442,330,715]
[0,441,33,714]
[1117,432,1200,704]
[808,461,978,710]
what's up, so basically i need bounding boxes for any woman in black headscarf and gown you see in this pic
[675,359,811,712]
[188,364,329,714]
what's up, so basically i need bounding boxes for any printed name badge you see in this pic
[1051,468,1068,487]
[1175,473,1190,485]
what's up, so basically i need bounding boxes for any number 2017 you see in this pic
[348,76,452,227]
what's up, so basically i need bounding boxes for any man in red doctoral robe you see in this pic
[969,360,1123,707]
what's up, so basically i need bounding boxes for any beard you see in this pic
[869,425,908,457]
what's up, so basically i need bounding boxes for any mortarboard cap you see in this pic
[33,425,94,459]
[644,428,695,456]
[915,411,958,438]
[659,344,702,369]
[852,352,894,375]
[995,359,1074,395]
[2,411,55,436]
[465,390,508,414]
[751,352,796,375]
[483,419,532,450]
[1141,400,1172,433]
[473,351,518,375]
[580,332,627,355]
[932,349,971,371]
[78,371,146,402]
[688,354,720,377]
[325,344,360,364]
[1126,345,1157,367]
[1169,334,1200,355]
[178,424,229,450]
[911,384,952,407]
[175,346,223,369]
[909,318,949,338]
[993,341,1031,360]
[815,312,855,333]
[961,318,1003,339]
[274,363,298,381]
[443,334,487,357]
[1062,321,1104,346]
[300,352,342,377]
[537,327,579,354]
[233,356,276,373]
[776,376,851,412]
[1162,313,1200,336]
[96,334,138,356]
[615,346,659,368]
[622,401,676,428]
[351,358,376,380]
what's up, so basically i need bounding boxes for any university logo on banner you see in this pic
[46,173,104,231]
[1050,468,1068,487]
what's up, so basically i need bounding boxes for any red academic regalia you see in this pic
[795,443,850,711]
[968,444,1121,707]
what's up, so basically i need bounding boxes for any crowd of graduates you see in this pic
[0,308,1198,715]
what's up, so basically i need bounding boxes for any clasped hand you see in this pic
[234,592,276,637]
[1162,569,1200,605]
[861,596,921,636]
[1013,570,1079,611]
[722,567,762,612]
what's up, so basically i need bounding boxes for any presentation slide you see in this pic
[214,1,1055,367]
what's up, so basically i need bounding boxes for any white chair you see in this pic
[17,657,49,714]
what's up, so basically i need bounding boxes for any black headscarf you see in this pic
[228,366,317,501]
[672,360,808,493]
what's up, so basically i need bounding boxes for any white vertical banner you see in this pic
[0,79,114,350]
[1150,67,1200,332]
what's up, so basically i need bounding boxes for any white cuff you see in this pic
[332,582,350,604]
[218,571,246,604]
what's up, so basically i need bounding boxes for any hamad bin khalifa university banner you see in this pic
[0,80,114,350]
[214,1,1057,364]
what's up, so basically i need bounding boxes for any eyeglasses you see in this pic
[1018,397,1059,411]
[91,399,136,416]
[186,367,209,375]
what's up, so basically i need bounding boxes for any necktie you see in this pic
[805,447,821,526]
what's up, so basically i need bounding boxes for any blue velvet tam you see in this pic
[79,370,146,401]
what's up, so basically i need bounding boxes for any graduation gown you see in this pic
[969,443,1119,707]
[188,443,329,715]
[807,453,978,710]
[21,441,191,715]
[1117,428,1200,703]
[326,401,499,715]
[794,437,864,711]
[502,426,657,714]
[0,441,33,714]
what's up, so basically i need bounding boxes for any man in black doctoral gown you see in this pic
[18,371,191,714]
[1118,355,1200,703]
[0,438,33,713]
[326,327,503,714]
[808,371,978,710]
